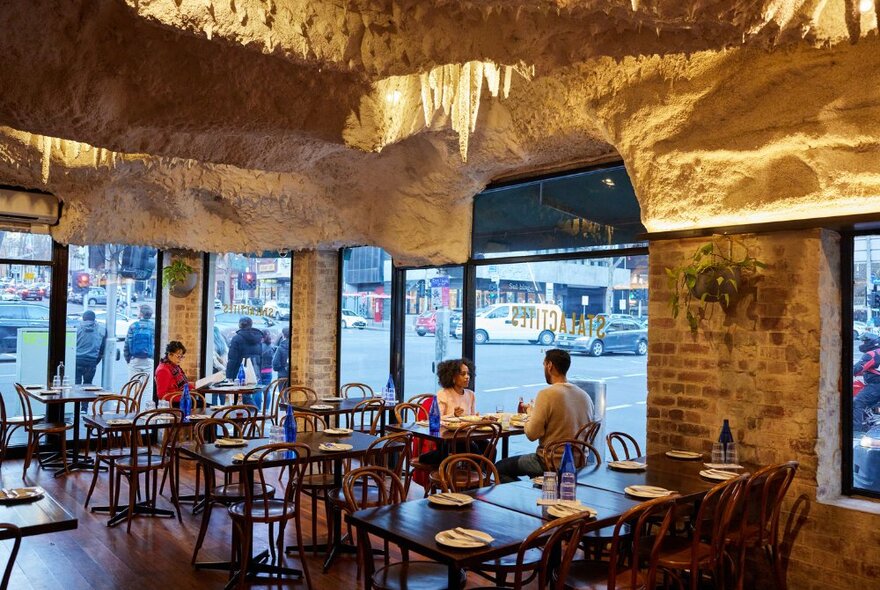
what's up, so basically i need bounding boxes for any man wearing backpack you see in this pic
[125,304,155,381]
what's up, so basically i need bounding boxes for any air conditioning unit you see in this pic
[0,186,60,233]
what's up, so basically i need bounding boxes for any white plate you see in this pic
[459,415,483,423]
[666,450,703,460]
[435,528,493,548]
[322,397,345,402]
[38,389,58,395]
[547,504,596,519]
[189,413,211,420]
[608,460,647,471]
[106,418,133,425]
[24,384,43,389]
[427,493,474,507]
[216,438,248,447]
[318,443,353,452]
[82,386,103,391]
[624,485,673,499]
[325,428,353,435]
[699,469,739,481]
[0,487,44,502]
[703,463,744,470]
[311,404,334,410]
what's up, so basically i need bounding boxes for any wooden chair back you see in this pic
[0,522,22,590]
[279,411,326,433]
[502,511,591,590]
[130,408,182,466]
[576,421,601,445]
[166,390,208,413]
[241,442,311,523]
[343,466,406,509]
[211,404,259,437]
[129,372,152,409]
[340,382,376,399]
[364,432,412,485]
[606,430,641,461]
[697,473,750,567]
[735,461,799,547]
[13,384,38,425]
[265,377,289,420]
[192,418,241,443]
[406,393,434,408]
[438,453,500,492]
[284,386,318,406]
[543,439,602,471]
[349,398,383,434]
[452,422,501,459]
[394,402,427,423]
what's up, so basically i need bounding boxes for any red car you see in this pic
[414,311,436,336]
[17,286,43,301]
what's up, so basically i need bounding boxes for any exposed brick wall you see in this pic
[159,251,202,381]
[648,229,880,589]
[290,250,338,397]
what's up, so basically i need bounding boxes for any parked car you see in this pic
[449,309,462,338]
[213,311,279,344]
[415,309,460,337]
[0,302,50,353]
[556,317,648,356]
[472,303,563,345]
[17,285,43,301]
[264,300,291,321]
[341,309,367,329]
[83,287,107,306]
[854,321,868,340]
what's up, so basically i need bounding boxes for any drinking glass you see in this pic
[495,404,504,415]
[51,376,61,390]
[725,442,738,465]
[711,442,725,465]
[143,400,156,412]
[542,472,558,501]
[61,376,71,389]
[158,400,171,410]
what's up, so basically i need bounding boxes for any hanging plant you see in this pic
[163,258,198,298]
[666,237,766,333]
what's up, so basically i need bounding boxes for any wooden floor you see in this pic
[0,455,502,590]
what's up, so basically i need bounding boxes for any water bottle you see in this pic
[382,374,397,406]
[558,443,577,502]
[180,383,192,423]
[237,361,246,386]
[517,397,525,414]
[284,403,297,443]
[719,418,734,463]
[56,361,64,381]
[428,395,441,433]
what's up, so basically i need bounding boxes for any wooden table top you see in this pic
[287,398,393,414]
[22,385,108,404]
[82,412,179,431]
[0,489,78,539]
[472,480,642,526]
[576,453,756,499]
[346,493,546,568]
[387,421,526,442]
[178,431,379,472]
[197,383,261,395]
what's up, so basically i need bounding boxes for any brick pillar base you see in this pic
[290,250,338,397]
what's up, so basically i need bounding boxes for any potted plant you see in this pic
[666,237,766,333]
[163,257,198,298]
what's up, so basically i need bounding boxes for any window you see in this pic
[65,245,158,391]
[204,253,292,405]
[339,247,391,392]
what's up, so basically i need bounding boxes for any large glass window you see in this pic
[339,247,392,392]
[472,255,649,450]
[65,245,158,392]
[0,231,54,429]
[404,267,464,396]
[204,253,291,405]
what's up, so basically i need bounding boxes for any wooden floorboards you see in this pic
[0,456,503,589]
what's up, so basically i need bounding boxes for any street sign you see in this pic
[430,276,450,308]
[581,295,590,306]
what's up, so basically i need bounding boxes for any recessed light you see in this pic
[860,0,873,13]
[601,178,615,187]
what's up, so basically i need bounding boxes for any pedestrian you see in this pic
[124,304,155,383]
[225,316,263,408]
[257,330,276,410]
[494,349,594,483]
[853,333,880,433]
[75,310,105,385]
[272,327,290,380]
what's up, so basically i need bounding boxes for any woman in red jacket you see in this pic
[155,341,191,401]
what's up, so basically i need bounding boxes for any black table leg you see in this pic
[502,435,509,460]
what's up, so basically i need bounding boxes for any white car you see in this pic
[341,309,367,329]
[472,303,563,345]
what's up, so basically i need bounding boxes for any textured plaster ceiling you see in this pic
[1,1,880,264]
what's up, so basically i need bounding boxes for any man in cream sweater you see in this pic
[495,349,594,483]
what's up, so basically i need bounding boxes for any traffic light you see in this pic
[238,272,257,290]
[74,272,90,291]
[873,291,880,308]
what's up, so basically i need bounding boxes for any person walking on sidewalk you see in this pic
[124,304,155,382]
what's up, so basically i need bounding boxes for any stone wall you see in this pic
[290,250,338,397]
[159,251,203,382]
[647,229,880,589]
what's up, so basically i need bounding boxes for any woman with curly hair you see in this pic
[435,358,476,417]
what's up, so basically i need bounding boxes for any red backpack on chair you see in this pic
[411,396,437,490]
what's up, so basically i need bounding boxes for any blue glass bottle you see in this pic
[284,403,297,443]
[558,443,577,501]
[237,361,246,386]
[428,395,441,433]
[383,374,397,406]
[719,418,734,463]
[180,383,192,423]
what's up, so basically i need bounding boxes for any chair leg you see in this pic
[192,501,214,565]
[238,524,251,590]
[59,433,69,474]
[126,471,138,532]
[84,457,103,508]
[768,543,787,590]
[294,513,312,589]
[22,433,35,479]
[311,492,319,555]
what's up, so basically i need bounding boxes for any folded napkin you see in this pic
[231,453,260,462]
[416,420,429,427]
[537,499,583,506]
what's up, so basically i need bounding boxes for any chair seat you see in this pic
[96,447,133,460]
[371,561,465,590]
[302,472,336,488]
[116,454,170,470]
[327,484,380,509]
[228,498,294,521]
[31,421,72,433]
[656,537,713,568]
[563,560,645,590]
[410,459,433,472]
[725,524,763,548]
[428,469,483,490]
[7,415,44,425]
[478,547,543,571]
[212,482,275,501]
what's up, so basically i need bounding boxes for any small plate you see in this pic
[322,397,345,402]
[325,428,353,435]
[216,438,248,447]
[666,450,703,460]
[189,413,211,420]
[231,452,260,462]
[82,386,103,391]
[435,528,493,548]
[318,443,353,452]
[703,463,744,470]
[624,485,673,499]
[608,460,647,471]
[700,469,739,481]
[427,493,474,507]
[38,389,58,395]
[311,404,334,410]
[106,418,133,426]
[24,384,43,389]
[459,415,483,423]
[0,487,43,503]
[547,504,596,519]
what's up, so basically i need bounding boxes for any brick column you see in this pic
[159,251,203,381]
[290,250,338,397]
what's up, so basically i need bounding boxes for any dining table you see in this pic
[285,397,395,433]
[197,382,262,405]
[177,430,380,584]
[386,420,527,459]
[0,488,78,539]
[22,384,109,475]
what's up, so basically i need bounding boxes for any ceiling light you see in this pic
[386,90,402,104]
[860,0,873,13]
[601,178,615,187]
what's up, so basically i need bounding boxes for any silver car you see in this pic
[556,318,648,357]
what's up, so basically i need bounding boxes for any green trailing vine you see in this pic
[162,258,196,290]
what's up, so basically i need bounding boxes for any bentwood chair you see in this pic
[393,402,427,424]
[656,473,749,590]
[348,398,384,434]
[211,404,259,438]
[263,377,289,425]
[340,382,376,399]
[437,453,500,492]
[562,493,680,590]
[0,390,43,466]
[406,393,435,408]
[0,522,22,590]
[166,390,208,414]
[290,412,336,554]
[128,372,152,410]
[727,461,799,590]
[83,395,138,510]
[15,383,73,478]
[113,408,183,532]
[428,422,501,494]
[606,431,642,461]
[543,439,602,471]
[284,386,319,407]
[228,443,312,590]
[576,421,602,446]
[347,466,465,590]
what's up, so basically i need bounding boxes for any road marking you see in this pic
[603,376,619,380]
[607,404,633,411]
[483,386,518,392]
[622,373,646,378]
[635,401,646,405]
[522,383,545,387]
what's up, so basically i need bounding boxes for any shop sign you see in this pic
[258,261,277,273]
[430,276,450,309]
